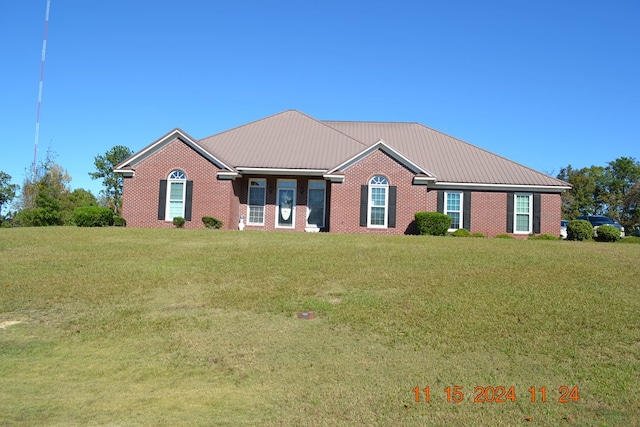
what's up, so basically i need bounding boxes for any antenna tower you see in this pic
[33,0,51,178]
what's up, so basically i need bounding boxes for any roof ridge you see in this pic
[198,110,303,141]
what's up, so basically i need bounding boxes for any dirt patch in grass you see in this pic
[0,320,22,329]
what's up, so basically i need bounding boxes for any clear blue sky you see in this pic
[1,0,638,200]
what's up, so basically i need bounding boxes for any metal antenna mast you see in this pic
[33,0,51,178]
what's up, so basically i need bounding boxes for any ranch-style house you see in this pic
[114,110,570,237]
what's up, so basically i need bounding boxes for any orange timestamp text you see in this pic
[413,386,580,403]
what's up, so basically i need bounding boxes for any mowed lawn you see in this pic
[0,228,638,426]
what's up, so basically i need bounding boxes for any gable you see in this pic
[114,129,237,178]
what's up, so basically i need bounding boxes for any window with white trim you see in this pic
[247,179,266,225]
[276,180,296,228]
[306,180,326,228]
[445,191,463,230]
[166,170,186,221]
[514,193,533,233]
[368,175,388,228]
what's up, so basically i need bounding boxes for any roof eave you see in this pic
[430,182,572,192]
[235,167,327,176]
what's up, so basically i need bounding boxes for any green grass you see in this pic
[1,228,639,426]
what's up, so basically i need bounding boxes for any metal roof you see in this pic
[195,110,568,187]
[117,110,569,188]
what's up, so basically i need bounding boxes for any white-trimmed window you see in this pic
[276,180,296,228]
[166,170,186,221]
[247,179,266,225]
[306,180,326,229]
[514,193,533,234]
[368,175,388,228]
[445,191,463,230]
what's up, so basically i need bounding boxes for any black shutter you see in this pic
[463,191,471,230]
[388,186,397,228]
[533,193,541,234]
[506,192,514,233]
[437,190,444,213]
[184,181,193,221]
[360,185,368,226]
[157,180,167,220]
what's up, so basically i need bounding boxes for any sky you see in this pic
[1,0,638,205]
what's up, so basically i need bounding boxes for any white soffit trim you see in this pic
[217,171,240,180]
[323,173,345,182]
[431,182,572,192]
[327,139,435,177]
[236,167,327,176]
[113,129,236,173]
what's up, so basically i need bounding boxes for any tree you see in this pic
[557,165,604,218]
[89,145,133,216]
[0,171,19,219]
[600,157,640,226]
[557,157,640,230]
[14,150,71,226]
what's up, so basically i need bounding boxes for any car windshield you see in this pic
[590,217,614,225]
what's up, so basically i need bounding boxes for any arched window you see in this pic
[368,175,388,227]
[167,170,186,220]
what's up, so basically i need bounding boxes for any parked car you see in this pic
[560,220,568,239]
[576,215,625,237]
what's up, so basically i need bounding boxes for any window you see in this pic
[514,193,532,233]
[368,175,388,228]
[166,170,186,221]
[444,192,463,230]
[306,180,326,229]
[247,179,266,225]
[276,180,296,228]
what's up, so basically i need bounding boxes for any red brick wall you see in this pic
[329,150,428,234]
[121,141,563,237]
[469,191,561,238]
[121,138,236,229]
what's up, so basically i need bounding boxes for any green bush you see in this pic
[414,212,451,236]
[528,234,559,240]
[73,206,115,227]
[567,220,593,241]
[173,217,186,228]
[450,228,471,237]
[202,216,222,229]
[595,225,621,242]
[14,207,62,227]
[471,232,485,238]
[494,234,515,239]
[113,216,126,227]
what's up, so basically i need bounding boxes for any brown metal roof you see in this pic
[323,120,568,187]
[194,110,567,187]
[198,110,367,170]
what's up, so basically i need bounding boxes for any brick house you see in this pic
[114,110,570,237]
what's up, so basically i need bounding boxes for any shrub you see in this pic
[173,217,186,228]
[113,216,126,227]
[471,232,485,238]
[528,234,559,240]
[494,234,515,239]
[414,212,451,236]
[202,216,222,229]
[73,206,114,227]
[567,220,593,241]
[450,228,471,237]
[595,225,621,242]
[13,207,62,227]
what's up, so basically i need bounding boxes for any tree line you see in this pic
[0,146,132,227]
[557,156,640,232]
[2,150,639,231]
